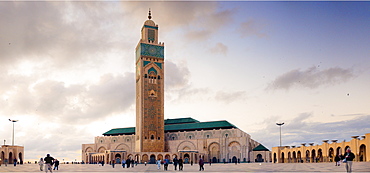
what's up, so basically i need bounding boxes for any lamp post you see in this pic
[276,122,285,147]
[9,119,19,146]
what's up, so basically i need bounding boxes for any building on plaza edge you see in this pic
[82,10,270,164]
[272,133,370,163]
[1,145,24,164]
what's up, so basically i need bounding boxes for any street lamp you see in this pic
[276,122,285,147]
[9,119,19,146]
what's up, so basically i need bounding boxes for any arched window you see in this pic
[151,135,154,140]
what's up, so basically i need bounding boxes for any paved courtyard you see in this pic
[0,162,369,172]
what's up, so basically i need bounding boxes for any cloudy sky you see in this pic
[1,1,369,162]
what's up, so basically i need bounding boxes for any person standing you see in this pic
[344,149,355,173]
[199,156,204,171]
[156,159,161,170]
[13,158,17,166]
[126,158,130,168]
[53,159,59,170]
[4,158,8,166]
[44,154,55,173]
[178,157,183,171]
[38,158,44,171]
[173,156,178,170]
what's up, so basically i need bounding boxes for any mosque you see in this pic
[81,11,271,164]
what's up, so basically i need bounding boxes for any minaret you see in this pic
[135,10,165,152]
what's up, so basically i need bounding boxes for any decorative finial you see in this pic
[148,8,152,20]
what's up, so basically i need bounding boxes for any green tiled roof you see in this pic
[164,120,236,132]
[253,144,269,151]
[103,118,237,136]
[103,127,135,136]
[164,117,199,125]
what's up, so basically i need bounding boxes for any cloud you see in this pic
[165,60,191,89]
[0,2,132,70]
[209,43,228,55]
[237,19,267,38]
[1,73,135,124]
[267,66,355,90]
[214,90,246,104]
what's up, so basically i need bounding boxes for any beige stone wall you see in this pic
[0,145,24,164]
[272,133,370,163]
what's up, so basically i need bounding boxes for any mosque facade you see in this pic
[81,11,270,164]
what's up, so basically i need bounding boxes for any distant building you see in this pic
[272,133,370,163]
[0,145,24,164]
[82,10,270,164]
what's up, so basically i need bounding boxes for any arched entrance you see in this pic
[184,154,190,164]
[328,148,334,162]
[9,152,13,164]
[149,155,156,164]
[142,154,149,163]
[115,154,121,164]
[281,152,285,163]
[292,151,297,163]
[297,151,302,163]
[318,149,323,162]
[359,144,366,162]
[336,147,342,155]
[232,156,237,163]
[305,150,310,163]
[212,157,217,163]
[273,153,277,163]
[18,152,23,164]
[256,154,263,162]
[311,149,316,162]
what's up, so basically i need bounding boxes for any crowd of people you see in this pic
[334,149,356,172]
[37,154,60,173]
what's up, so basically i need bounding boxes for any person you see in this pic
[101,160,105,166]
[44,154,55,173]
[0,158,2,166]
[38,158,44,171]
[131,159,134,168]
[334,154,341,166]
[344,149,355,173]
[144,161,147,166]
[126,158,130,168]
[111,159,115,168]
[191,160,193,166]
[156,159,161,170]
[4,158,8,166]
[13,158,17,166]
[122,159,126,168]
[173,156,178,170]
[53,159,59,170]
[178,157,183,171]
[164,157,169,170]
[199,156,204,171]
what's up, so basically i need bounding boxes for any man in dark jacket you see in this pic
[44,154,55,173]
[199,156,204,171]
[344,149,355,173]
[173,156,178,170]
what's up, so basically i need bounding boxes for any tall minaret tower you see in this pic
[135,10,165,152]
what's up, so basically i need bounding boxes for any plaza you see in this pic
[0,162,370,172]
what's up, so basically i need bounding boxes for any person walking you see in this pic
[335,154,341,166]
[44,154,55,173]
[173,156,178,170]
[344,149,355,173]
[156,159,161,170]
[53,159,59,170]
[199,156,204,171]
[38,158,44,171]
[111,159,115,168]
[178,157,183,171]
[122,159,126,168]
[164,158,169,170]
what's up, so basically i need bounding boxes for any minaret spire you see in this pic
[148,8,152,20]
